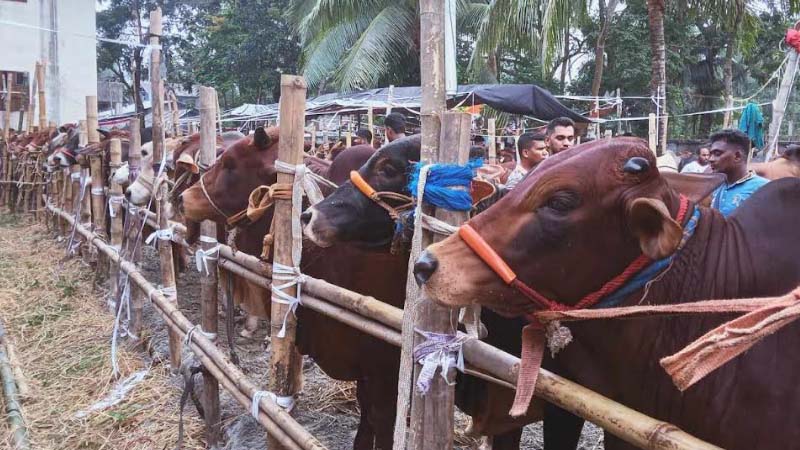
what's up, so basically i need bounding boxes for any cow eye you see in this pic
[544,191,580,213]
[380,164,400,178]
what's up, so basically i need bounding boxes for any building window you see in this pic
[1,71,30,112]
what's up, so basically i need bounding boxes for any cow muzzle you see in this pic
[413,250,438,286]
[300,206,336,248]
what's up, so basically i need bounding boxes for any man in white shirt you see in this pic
[505,132,548,189]
[680,147,712,174]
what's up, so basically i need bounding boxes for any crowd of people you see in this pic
[312,110,771,218]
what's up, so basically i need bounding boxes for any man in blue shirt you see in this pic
[708,129,770,217]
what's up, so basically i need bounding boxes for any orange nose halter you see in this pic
[349,170,414,220]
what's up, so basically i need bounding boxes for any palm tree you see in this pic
[287,0,587,92]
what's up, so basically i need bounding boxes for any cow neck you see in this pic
[459,194,693,314]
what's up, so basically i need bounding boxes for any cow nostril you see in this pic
[413,251,439,286]
[300,210,312,226]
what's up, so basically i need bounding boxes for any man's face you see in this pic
[698,147,710,165]
[546,125,575,153]
[709,140,742,176]
[521,140,548,166]
[386,129,397,142]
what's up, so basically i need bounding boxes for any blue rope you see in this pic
[407,158,482,212]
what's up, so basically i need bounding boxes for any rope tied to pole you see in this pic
[251,390,295,417]
[194,235,220,276]
[412,330,472,394]
[270,263,305,339]
[107,194,124,218]
[145,225,175,246]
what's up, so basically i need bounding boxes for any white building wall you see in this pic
[0,0,97,128]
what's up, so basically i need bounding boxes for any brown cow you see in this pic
[301,135,544,449]
[415,137,800,450]
[179,128,413,448]
[751,144,800,180]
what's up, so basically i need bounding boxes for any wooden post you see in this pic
[367,106,374,142]
[395,1,457,449]
[171,91,181,138]
[37,63,46,132]
[69,165,81,218]
[3,73,11,143]
[616,88,622,136]
[198,86,221,445]
[18,157,31,214]
[487,118,496,164]
[345,130,352,147]
[126,117,146,339]
[157,181,181,370]
[149,7,165,163]
[6,157,16,210]
[79,120,88,147]
[310,124,316,150]
[108,139,124,297]
[648,113,657,154]
[409,114,468,450]
[86,96,105,234]
[267,74,306,450]
[60,167,71,234]
[48,169,60,229]
[33,156,44,220]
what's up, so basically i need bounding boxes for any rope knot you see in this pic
[194,245,221,275]
[412,330,472,394]
[145,226,175,246]
[251,390,295,417]
[270,263,305,338]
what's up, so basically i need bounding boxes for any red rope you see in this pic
[787,29,800,53]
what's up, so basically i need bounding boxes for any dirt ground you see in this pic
[0,212,603,449]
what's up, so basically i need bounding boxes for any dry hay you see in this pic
[0,213,205,450]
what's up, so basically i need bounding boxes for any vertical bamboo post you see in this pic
[48,169,60,228]
[267,74,306,450]
[79,120,88,147]
[26,72,34,135]
[33,157,44,220]
[108,139,124,297]
[171,91,181,138]
[367,106,374,142]
[310,124,316,150]
[37,63,46,132]
[69,165,81,216]
[87,96,105,236]
[149,7,164,163]
[156,183,181,369]
[6,157,16,211]
[198,86,221,445]
[345,130,352,147]
[126,117,146,339]
[648,113,657,154]
[487,117,496,164]
[3,73,11,143]
[60,167,71,234]
[18,157,31,214]
[395,1,458,449]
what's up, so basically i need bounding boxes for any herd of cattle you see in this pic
[4,123,800,450]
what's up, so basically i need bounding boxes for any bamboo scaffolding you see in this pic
[47,206,326,450]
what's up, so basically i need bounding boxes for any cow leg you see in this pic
[543,403,584,450]
[353,379,376,450]
[488,428,523,450]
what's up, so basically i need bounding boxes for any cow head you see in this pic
[301,135,421,248]
[413,138,724,316]
[178,127,278,243]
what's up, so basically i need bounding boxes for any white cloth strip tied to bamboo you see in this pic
[108,194,125,218]
[195,235,221,276]
[145,225,175,246]
[412,330,473,394]
[270,263,306,338]
[251,390,296,416]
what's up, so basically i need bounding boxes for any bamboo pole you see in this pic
[36,63,46,132]
[25,70,35,135]
[3,73,11,143]
[79,120,88,147]
[345,130,351,147]
[0,331,30,450]
[268,74,307,450]
[367,106,374,142]
[126,118,146,337]
[149,7,165,163]
[157,181,181,370]
[198,86,221,445]
[69,164,80,221]
[171,91,181,138]
[0,336,29,400]
[108,139,124,298]
[88,96,105,274]
[60,168,71,234]
[487,118,496,164]
[48,168,60,228]
[47,207,327,450]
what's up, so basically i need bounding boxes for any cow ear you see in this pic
[254,127,271,150]
[176,153,200,174]
[660,172,725,203]
[97,129,111,140]
[628,197,682,260]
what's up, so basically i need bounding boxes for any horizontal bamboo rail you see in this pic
[49,205,326,450]
[147,220,718,450]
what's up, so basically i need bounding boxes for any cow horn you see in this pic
[623,156,651,174]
